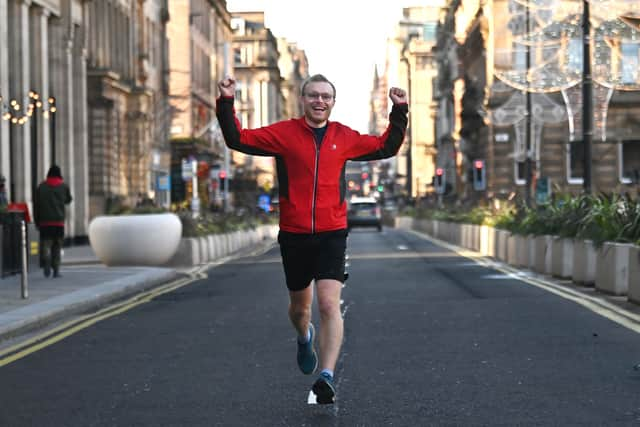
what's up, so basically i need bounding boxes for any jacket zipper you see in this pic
[311,138,320,233]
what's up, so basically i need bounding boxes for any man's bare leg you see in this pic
[315,279,343,372]
[288,282,314,337]
[289,282,319,375]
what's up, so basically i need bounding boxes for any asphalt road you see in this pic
[1,228,640,426]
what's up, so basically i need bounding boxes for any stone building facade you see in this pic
[277,37,308,121]
[228,11,282,192]
[0,0,91,239]
[166,0,233,209]
[432,0,640,205]
[0,0,177,240]
[87,0,172,217]
[383,5,442,200]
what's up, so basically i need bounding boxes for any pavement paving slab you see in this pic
[0,245,181,342]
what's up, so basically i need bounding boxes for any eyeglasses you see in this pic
[304,92,334,102]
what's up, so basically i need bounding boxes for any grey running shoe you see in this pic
[297,323,318,375]
[312,372,336,404]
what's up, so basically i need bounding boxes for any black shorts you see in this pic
[278,229,348,291]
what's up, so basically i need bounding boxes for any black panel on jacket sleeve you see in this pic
[215,97,276,157]
[351,103,409,161]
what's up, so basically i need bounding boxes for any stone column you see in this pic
[29,6,51,184]
[8,0,32,204]
[72,4,89,237]
[0,0,9,181]
[48,14,75,235]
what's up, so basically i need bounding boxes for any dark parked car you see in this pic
[347,197,382,232]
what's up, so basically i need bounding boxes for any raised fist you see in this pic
[218,77,236,97]
[389,87,407,105]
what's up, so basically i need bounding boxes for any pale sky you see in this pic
[226,0,416,133]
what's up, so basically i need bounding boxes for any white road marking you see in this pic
[407,228,640,335]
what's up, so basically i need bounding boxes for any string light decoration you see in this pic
[494,0,639,92]
[492,0,639,142]
[491,91,569,161]
[0,90,56,125]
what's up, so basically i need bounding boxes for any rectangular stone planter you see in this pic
[461,224,474,251]
[515,235,530,268]
[470,225,481,252]
[533,235,553,275]
[527,237,536,270]
[572,240,597,286]
[551,237,574,279]
[479,225,494,257]
[495,229,509,262]
[395,216,414,230]
[414,218,430,235]
[507,234,518,266]
[595,242,633,296]
[628,245,640,304]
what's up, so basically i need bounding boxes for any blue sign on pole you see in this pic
[258,194,271,213]
[157,174,170,191]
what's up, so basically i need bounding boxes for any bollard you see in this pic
[20,220,28,299]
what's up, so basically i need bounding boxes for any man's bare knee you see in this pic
[289,299,312,323]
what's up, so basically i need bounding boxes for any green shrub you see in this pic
[403,193,640,249]
[177,210,278,237]
[576,193,640,248]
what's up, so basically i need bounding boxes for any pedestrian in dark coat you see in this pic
[34,165,72,278]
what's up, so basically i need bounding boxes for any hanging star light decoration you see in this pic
[492,0,639,142]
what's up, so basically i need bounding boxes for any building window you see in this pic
[621,43,639,85]
[235,81,244,102]
[514,48,525,71]
[567,38,582,73]
[234,48,242,65]
[515,161,526,185]
[424,21,437,43]
[567,141,584,184]
[620,140,640,183]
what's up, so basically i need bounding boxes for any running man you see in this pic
[216,74,408,403]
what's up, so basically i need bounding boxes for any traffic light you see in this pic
[218,170,227,189]
[435,167,446,194]
[472,160,486,191]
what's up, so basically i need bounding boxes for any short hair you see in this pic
[301,74,336,99]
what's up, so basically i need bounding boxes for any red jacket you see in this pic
[216,97,408,234]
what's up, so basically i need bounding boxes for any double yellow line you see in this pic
[0,241,274,368]
[0,275,198,367]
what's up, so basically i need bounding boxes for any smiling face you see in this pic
[301,81,335,128]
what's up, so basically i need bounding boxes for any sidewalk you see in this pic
[0,245,184,342]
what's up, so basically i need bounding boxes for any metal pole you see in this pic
[223,147,230,212]
[582,0,593,194]
[191,158,200,217]
[9,122,14,203]
[524,1,533,207]
[400,55,412,199]
[20,220,28,299]
[31,106,38,202]
[223,42,231,212]
[52,111,56,164]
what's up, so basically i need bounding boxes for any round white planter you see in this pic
[88,213,182,266]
